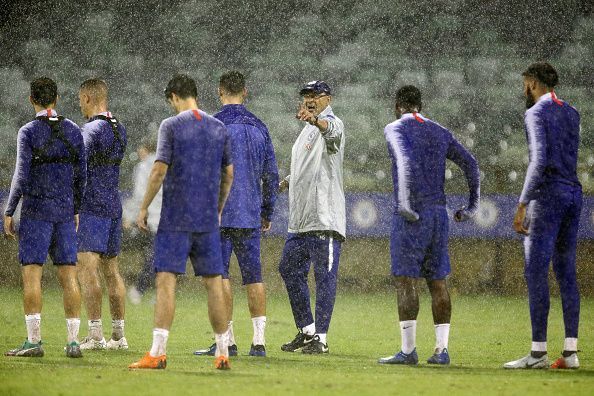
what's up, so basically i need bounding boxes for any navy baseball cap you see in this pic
[299,80,332,96]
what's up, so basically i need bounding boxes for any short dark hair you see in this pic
[395,85,422,111]
[80,78,108,102]
[164,74,198,100]
[219,71,245,95]
[30,77,58,107]
[522,62,559,88]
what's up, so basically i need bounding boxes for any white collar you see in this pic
[36,109,57,117]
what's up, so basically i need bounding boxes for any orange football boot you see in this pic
[214,355,230,370]
[129,352,167,369]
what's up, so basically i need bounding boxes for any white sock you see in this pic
[531,341,547,353]
[400,320,416,354]
[252,316,266,346]
[215,331,229,358]
[564,337,577,352]
[316,333,327,345]
[302,323,315,336]
[66,318,81,343]
[25,314,41,344]
[88,319,103,340]
[150,328,169,357]
[112,319,125,340]
[434,323,450,352]
[227,321,236,346]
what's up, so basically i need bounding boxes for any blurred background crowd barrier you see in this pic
[0,0,592,294]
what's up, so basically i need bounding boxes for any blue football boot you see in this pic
[378,348,418,365]
[194,343,238,356]
[427,348,450,365]
[249,344,266,357]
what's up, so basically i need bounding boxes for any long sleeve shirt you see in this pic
[80,111,127,218]
[519,92,581,204]
[5,109,86,222]
[214,104,279,228]
[123,153,162,233]
[287,105,346,238]
[384,112,479,221]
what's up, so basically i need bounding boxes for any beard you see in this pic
[525,87,536,109]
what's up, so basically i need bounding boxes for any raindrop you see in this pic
[465,138,474,148]
[508,170,517,181]
[523,155,530,165]
[580,172,589,182]
[358,154,368,164]
[503,125,512,136]
[489,155,498,165]
[466,122,476,133]
[129,152,139,161]
[499,140,508,151]
[445,169,453,179]
[587,155,594,166]
[480,171,486,181]
[375,170,386,180]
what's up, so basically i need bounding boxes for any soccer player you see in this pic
[194,71,278,357]
[279,80,345,354]
[378,85,479,366]
[4,77,86,358]
[76,78,128,350]
[129,74,234,370]
[504,62,582,370]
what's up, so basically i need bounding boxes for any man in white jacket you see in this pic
[279,81,345,354]
[125,139,162,304]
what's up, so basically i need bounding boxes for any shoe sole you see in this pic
[6,350,44,357]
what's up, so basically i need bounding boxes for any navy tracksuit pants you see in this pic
[524,185,582,342]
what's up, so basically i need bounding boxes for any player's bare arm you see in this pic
[513,202,529,235]
[137,161,168,231]
[3,215,15,240]
[218,164,234,220]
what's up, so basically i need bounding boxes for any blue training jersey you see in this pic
[214,104,279,229]
[80,112,127,218]
[5,109,87,222]
[519,91,581,204]
[384,112,480,221]
[155,109,232,232]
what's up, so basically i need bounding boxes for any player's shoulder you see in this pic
[384,118,407,136]
[200,111,226,129]
[60,117,81,132]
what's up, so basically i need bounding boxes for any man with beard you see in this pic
[504,62,582,370]
[279,81,345,354]
[378,85,479,366]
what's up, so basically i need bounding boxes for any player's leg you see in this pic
[425,207,452,365]
[129,230,190,369]
[190,231,231,369]
[129,231,155,304]
[234,228,266,356]
[53,220,83,358]
[77,252,105,348]
[6,218,51,357]
[194,228,237,356]
[5,264,45,357]
[279,233,315,352]
[100,217,128,349]
[550,189,582,369]
[504,200,560,369]
[76,213,112,349]
[379,213,427,365]
[302,234,341,354]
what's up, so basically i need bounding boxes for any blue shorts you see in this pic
[221,228,262,285]
[77,213,122,257]
[390,207,450,280]
[18,218,77,265]
[153,229,224,276]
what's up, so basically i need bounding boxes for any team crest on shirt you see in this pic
[304,130,317,151]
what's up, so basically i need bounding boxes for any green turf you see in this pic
[1,285,593,396]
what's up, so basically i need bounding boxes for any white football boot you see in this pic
[106,337,129,350]
[79,336,107,350]
[504,354,548,369]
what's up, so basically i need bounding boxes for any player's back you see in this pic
[214,104,276,228]
[81,115,127,218]
[156,109,230,232]
[22,116,84,220]
[385,113,452,211]
[527,94,581,189]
